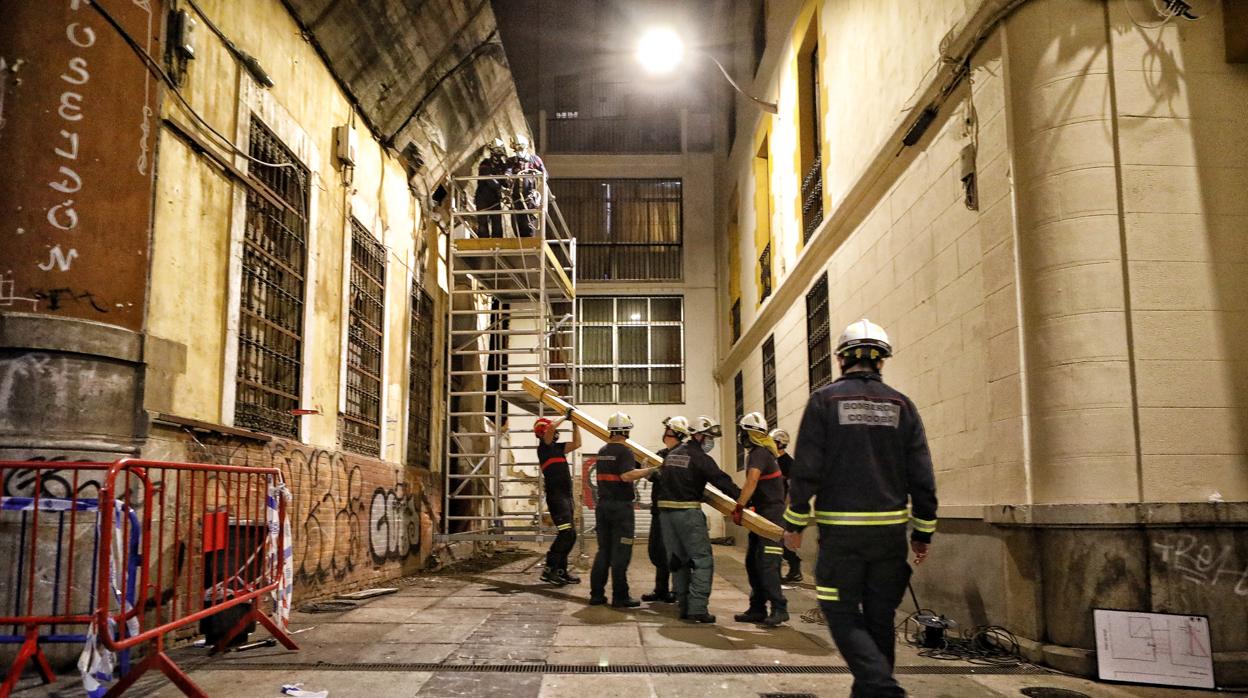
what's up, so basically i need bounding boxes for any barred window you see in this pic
[235,118,309,438]
[578,296,683,404]
[551,179,682,282]
[759,241,772,302]
[762,335,777,431]
[734,371,745,472]
[806,272,832,392]
[730,298,742,344]
[340,219,386,456]
[407,284,435,469]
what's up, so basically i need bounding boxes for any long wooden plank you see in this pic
[522,378,784,541]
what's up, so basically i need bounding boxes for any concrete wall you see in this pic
[716,0,1248,683]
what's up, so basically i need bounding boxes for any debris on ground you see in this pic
[336,587,398,600]
[281,683,328,697]
[296,600,358,613]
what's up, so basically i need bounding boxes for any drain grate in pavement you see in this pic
[1020,689,1091,698]
[217,662,1046,676]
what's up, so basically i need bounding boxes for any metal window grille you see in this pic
[234,118,309,438]
[806,273,832,392]
[731,299,742,343]
[340,219,386,456]
[407,284,435,469]
[577,296,684,404]
[550,179,682,282]
[546,115,681,154]
[762,335,777,430]
[759,242,773,302]
[802,156,824,244]
[734,371,745,472]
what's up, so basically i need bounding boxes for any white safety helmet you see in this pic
[738,411,768,434]
[691,415,723,437]
[488,137,507,156]
[607,411,633,434]
[769,428,791,449]
[835,318,892,360]
[511,133,531,153]
[663,415,691,438]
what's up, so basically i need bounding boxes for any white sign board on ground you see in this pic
[1094,609,1215,689]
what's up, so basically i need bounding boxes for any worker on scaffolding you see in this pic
[536,409,583,586]
[657,416,741,624]
[589,412,659,608]
[507,133,546,238]
[732,412,789,627]
[473,137,509,238]
[642,416,690,604]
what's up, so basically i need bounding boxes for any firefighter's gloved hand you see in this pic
[565,407,574,418]
[731,504,744,526]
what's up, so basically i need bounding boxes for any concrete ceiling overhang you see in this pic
[283,0,521,176]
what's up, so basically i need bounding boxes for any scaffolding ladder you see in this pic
[439,170,578,543]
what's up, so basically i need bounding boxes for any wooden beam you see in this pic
[522,378,784,541]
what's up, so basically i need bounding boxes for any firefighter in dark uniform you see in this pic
[642,416,689,604]
[506,134,546,238]
[589,412,659,608]
[732,412,789,626]
[771,428,803,582]
[784,319,938,698]
[473,138,509,238]
[656,416,741,624]
[536,409,582,586]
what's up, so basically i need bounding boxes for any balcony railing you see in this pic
[545,115,682,154]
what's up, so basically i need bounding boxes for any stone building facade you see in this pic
[718,0,1247,682]
[1,0,529,600]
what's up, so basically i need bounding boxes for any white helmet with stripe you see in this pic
[691,415,722,437]
[663,415,691,437]
[738,411,768,434]
[607,411,633,434]
[769,428,790,449]
[836,318,892,359]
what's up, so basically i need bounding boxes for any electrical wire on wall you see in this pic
[1122,0,1199,31]
[86,0,296,171]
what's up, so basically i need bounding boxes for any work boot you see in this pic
[588,595,608,606]
[641,590,675,603]
[684,613,716,624]
[782,568,804,583]
[733,609,767,623]
[555,569,581,584]
[761,609,790,627]
[611,597,642,609]
[540,567,566,586]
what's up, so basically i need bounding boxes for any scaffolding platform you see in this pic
[439,169,579,546]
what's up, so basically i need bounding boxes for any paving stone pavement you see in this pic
[9,543,1241,697]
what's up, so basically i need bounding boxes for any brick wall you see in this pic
[146,426,438,600]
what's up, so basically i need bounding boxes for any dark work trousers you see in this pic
[745,532,787,613]
[659,508,714,616]
[647,508,670,594]
[546,495,576,571]
[783,546,802,575]
[816,525,912,698]
[473,192,505,238]
[590,500,635,601]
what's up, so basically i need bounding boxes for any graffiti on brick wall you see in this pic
[0,455,102,500]
[1153,533,1248,598]
[185,436,425,590]
[369,482,420,565]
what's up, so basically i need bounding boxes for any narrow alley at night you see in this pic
[2,0,1246,696]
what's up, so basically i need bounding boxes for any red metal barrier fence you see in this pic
[1,459,298,698]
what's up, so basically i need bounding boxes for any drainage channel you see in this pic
[216,662,1046,675]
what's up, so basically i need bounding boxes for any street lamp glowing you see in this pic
[636,27,685,75]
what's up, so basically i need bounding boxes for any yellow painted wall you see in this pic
[146,0,436,465]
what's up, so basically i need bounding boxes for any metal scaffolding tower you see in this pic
[439,170,578,543]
